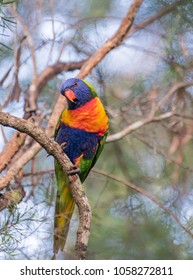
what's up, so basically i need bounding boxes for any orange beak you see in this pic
[64,89,76,102]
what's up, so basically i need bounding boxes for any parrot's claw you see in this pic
[60,142,67,150]
[67,166,80,176]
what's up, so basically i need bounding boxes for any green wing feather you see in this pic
[78,132,108,182]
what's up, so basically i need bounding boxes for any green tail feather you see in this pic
[54,160,75,254]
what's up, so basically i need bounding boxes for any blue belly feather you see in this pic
[55,123,101,164]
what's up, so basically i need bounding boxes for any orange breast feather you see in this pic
[61,97,108,135]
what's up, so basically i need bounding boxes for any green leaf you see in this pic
[1,0,16,5]
[1,16,16,24]
[0,42,12,50]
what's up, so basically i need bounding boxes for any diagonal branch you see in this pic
[77,0,143,79]
[107,111,175,143]
[0,112,90,260]
[155,81,193,111]
[0,132,26,172]
[128,0,186,35]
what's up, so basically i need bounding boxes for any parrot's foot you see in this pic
[60,142,67,151]
[67,166,80,176]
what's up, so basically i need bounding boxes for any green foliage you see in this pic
[0,205,46,258]
[0,0,16,52]
[89,211,186,259]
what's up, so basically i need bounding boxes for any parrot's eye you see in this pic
[74,82,78,86]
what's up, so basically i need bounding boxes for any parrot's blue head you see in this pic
[60,78,97,110]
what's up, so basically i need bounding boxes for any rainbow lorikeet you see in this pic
[54,78,109,253]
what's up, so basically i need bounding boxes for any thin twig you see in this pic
[23,169,54,177]
[155,81,193,111]
[107,111,175,143]
[8,5,37,79]
[46,0,56,65]
[128,0,186,35]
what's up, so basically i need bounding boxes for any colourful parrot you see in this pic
[54,78,108,254]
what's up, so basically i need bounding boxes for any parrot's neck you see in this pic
[61,97,108,135]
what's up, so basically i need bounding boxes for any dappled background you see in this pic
[1,0,193,259]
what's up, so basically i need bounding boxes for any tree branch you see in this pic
[107,111,175,143]
[155,81,193,111]
[0,112,90,259]
[0,132,26,172]
[77,0,144,79]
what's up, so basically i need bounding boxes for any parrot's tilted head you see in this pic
[60,78,97,110]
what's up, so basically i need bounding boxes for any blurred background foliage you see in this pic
[1,0,193,259]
